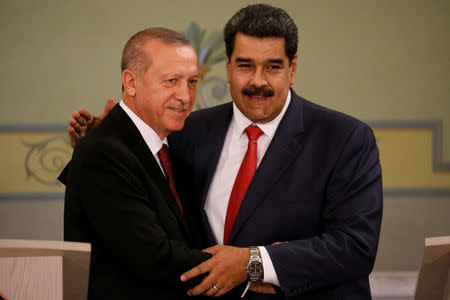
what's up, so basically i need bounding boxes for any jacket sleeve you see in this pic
[57,161,71,185]
[266,123,383,297]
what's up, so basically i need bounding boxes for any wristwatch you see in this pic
[246,246,263,282]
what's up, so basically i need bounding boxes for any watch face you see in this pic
[248,261,263,276]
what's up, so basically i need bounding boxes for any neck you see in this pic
[122,93,135,112]
[120,95,168,141]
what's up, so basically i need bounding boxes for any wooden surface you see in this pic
[0,239,90,300]
[415,236,450,300]
[0,239,90,257]
[0,256,62,300]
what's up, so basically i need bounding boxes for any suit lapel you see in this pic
[191,104,233,245]
[228,91,305,243]
[198,103,234,208]
[111,105,191,237]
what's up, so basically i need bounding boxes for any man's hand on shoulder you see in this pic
[68,98,116,147]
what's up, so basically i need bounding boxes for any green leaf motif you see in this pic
[182,22,226,71]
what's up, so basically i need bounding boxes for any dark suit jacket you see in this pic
[63,104,210,299]
[169,90,383,299]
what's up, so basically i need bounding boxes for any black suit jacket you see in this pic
[63,104,210,299]
[169,90,383,299]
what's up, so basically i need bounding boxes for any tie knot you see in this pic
[158,144,170,163]
[245,125,263,141]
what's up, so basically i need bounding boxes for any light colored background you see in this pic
[0,0,449,274]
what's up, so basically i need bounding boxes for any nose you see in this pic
[250,67,268,87]
[176,81,191,104]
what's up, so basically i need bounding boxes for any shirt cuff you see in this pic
[240,281,251,298]
[259,246,280,286]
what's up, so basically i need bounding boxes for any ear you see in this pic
[122,69,137,97]
[226,58,231,83]
[289,54,298,86]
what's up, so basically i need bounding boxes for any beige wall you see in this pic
[0,0,449,271]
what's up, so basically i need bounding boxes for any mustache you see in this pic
[168,101,190,111]
[242,86,274,97]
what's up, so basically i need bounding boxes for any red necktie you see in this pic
[158,144,184,214]
[223,125,263,244]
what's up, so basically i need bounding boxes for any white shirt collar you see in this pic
[232,89,291,139]
[119,100,167,155]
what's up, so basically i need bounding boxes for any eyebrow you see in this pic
[235,57,284,64]
[235,57,252,63]
[160,72,200,79]
[267,58,284,64]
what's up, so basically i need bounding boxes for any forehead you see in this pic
[231,33,287,62]
[144,39,199,73]
[145,40,197,62]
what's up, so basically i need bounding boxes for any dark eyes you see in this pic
[165,78,198,88]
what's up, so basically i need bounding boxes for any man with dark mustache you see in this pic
[66,4,382,299]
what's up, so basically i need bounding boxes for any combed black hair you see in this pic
[224,4,298,63]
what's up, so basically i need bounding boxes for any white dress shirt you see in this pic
[119,100,167,175]
[205,90,292,287]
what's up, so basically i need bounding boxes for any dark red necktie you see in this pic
[223,125,264,244]
[158,144,183,214]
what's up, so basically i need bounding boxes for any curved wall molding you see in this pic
[0,120,449,199]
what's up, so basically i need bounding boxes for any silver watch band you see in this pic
[247,246,263,282]
[250,246,259,259]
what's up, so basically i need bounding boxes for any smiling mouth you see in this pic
[247,95,268,102]
[168,105,189,113]
[167,101,190,113]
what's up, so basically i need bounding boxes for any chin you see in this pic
[245,110,266,121]
[168,122,185,132]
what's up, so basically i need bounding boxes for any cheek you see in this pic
[229,73,245,87]
[231,81,246,97]
[189,90,196,101]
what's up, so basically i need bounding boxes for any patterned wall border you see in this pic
[1,121,449,199]
[0,193,64,200]
[368,120,450,172]
[0,124,67,201]
[368,120,450,197]
[0,124,67,133]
